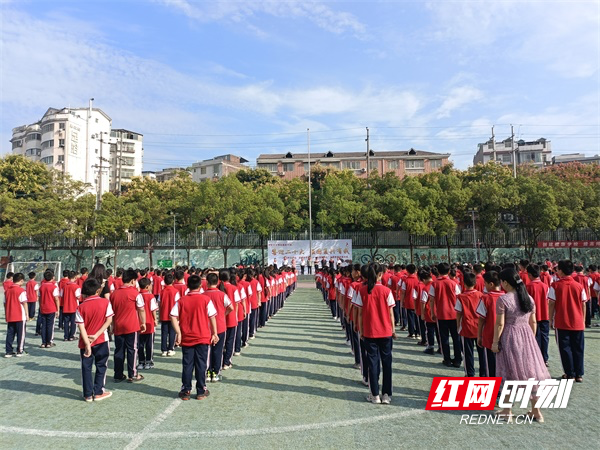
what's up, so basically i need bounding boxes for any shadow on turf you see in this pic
[0,379,82,400]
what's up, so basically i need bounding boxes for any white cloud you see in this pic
[436,86,484,119]
[158,0,366,37]
[426,1,599,79]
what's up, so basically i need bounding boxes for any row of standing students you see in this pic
[316,259,598,405]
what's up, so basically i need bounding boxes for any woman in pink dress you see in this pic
[492,268,551,422]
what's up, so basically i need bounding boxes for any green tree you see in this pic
[96,193,136,268]
[251,185,285,263]
[196,175,257,266]
[63,194,96,270]
[515,176,559,260]
[236,168,277,187]
[0,154,52,199]
[278,178,309,232]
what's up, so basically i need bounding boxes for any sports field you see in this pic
[0,286,598,449]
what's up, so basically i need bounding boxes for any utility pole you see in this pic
[172,212,176,265]
[307,128,313,262]
[469,209,478,262]
[96,133,105,210]
[511,124,517,178]
[117,132,123,194]
[86,98,93,186]
[491,125,496,162]
[365,127,370,179]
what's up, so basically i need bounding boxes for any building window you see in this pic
[122,156,135,166]
[213,165,220,176]
[59,122,65,130]
[283,163,295,172]
[40,156,54,165]
[430,159,442,169]
[25,133,41,142]
[341,160,360,170]
[57,155,64,163]
[41,140,54,149]
[505,141,512,148]
[502,153,512,163]
[406,159,424,169]
[41,123,55,134]
[387,160,399,170]
[487,142,494,149]
[259,163,278,172]
[369,160,379,171]
[12,140,22,149]
[58,139,65,147]
[200,167,207,175]
[121,169,135,179]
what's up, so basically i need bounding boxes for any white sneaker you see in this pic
[233,352,241,356]
[167,350,175,356]
[366,393,381,404]
[361,378,369,386]
[161,351,168,357]
[345,340,351,346]
[222,364,232,370]
[381,394,391,405]
[250,336,255,340]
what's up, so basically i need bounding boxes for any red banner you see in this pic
[537,240,600,248]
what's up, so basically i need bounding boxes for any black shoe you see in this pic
[423,348,435,355]
[178,390,191,401]
[452,360,462,368]
[114,374,127,383]
[196,389,210,400]
[436,348,442,354]
[442,360,453,367]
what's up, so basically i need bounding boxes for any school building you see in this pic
[190,154,249,182]
[256,149,451,180]
[473,137,552,167]
[10,104,143,195]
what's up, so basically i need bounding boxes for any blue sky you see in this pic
[1,0,598,170]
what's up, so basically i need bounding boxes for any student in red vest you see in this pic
[152,269,163,301]
[588,264,599,320]
[77,268,88,288]
[3,272,13,293]
[473,264,485,293]
[419,269,440,355]
[25,272,39,322]
[455,272,484,377]
[526,264,550,366]
[346,263,363,369]
[173,270,187,298]
[476,271,503,377]
[202,272,234,382]
[429,262,462,368]
[399,264,419,339]
[170,274,218,400]
[235,270,250,354]
[110,269,146,383]
[57,269,69,331]
[159,273,180,357]
[39,271,60,348]
[548,260,587,382]
[137,278,159,370]
[573,265,593,328]
[246,268,262,340]
[353,263,396,405]
[539,264,553,288]
[113,269,124,290]
[62,271,81,341]
[219,269,240,370]
[76,278,114,402]
[4,273,28,357]
[518,260,530,285]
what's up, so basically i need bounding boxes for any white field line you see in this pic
[0,408,426,442]
[124,398,182,450]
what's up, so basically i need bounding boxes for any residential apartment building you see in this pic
[473,137,551,167]
[109,129,144,192]
[11,104,143,195]
[190,154,249,182]
[552,153,600,165]
[155,167,189,183]
[256,149,450,180]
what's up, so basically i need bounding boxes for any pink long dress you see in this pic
[496,292,551,384]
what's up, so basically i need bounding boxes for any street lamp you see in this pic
[170,212,176,267]
[468,209,478,262]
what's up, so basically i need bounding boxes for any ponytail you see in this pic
[367,263,384,294]
[499,268,533,313]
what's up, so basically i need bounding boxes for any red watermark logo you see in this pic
[426,377,501,410]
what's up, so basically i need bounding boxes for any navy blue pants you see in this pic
[484,347,496,377]
[556,328,585,377]
[80,341,109,398]
[114,332,138,379]
[462,336,486,377]
[364,336,393,397]
[329,300,337,319]
[63,313,76,340]
[535,320,550,363]
[181,344,209,394]
[139,333,154,364]
[438,319,462,363]
[5,321,26,354]
[40,312,56,345]
[58,306,64,330]
[393,301,400,325]
[417,316,427,342]
[209,331,226,374]
[406,309,417,336]
[35,307,42,335]
[259,302,268,327]
[223,326,236,366]
[161,321,175,352]
[241,316,249,347]
[249,308,258,337]
[27,302,36,320]
[234,321,243,353]
[425,322,438,348]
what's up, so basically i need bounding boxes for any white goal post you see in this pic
[6,261,63,281]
